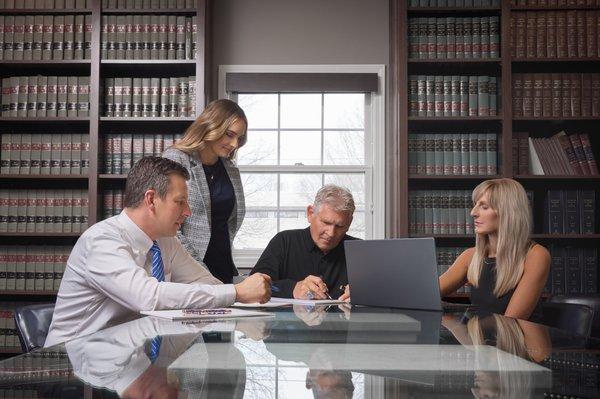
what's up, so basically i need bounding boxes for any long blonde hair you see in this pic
[467,178,532,297]
[172,99,248,159]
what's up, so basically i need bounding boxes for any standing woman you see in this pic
[439,178,551,320]
[163,99,247,283]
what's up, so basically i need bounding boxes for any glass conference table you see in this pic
[0,304,598,398]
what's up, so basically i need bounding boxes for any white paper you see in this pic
[231,301,290,308]
[269,297,347,306]
[141,308,271,321]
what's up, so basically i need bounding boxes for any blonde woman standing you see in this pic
[163,99,247,283]
[439,178,551,320]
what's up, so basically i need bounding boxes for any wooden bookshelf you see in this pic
[391,0,600,302]
[0,0,209,336]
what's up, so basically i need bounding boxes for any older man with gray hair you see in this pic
[251,184,357,301]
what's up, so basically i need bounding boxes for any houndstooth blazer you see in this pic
[162,148,245,265]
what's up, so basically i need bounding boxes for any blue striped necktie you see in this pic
[150,241,165,282]
[149,241,164,362]
[149,335,162,363]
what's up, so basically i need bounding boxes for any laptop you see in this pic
[344,237,443,312]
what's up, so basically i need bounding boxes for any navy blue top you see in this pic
[202,159,237,284]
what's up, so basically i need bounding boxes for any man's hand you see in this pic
[338,284,351,302]
[235,273,271,303]
[293,275,329,300]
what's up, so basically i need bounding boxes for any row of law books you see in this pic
[408,133,497,176]
[408,16,500,60]
[103,132,182,174]
[408,75,499,117]
[549,245,597,295]
[102,188,123,220]
[0,0,90,9]
[409,0,501,6]
[518,131,599,176]
[0,133,90,175]
[510,11,600,59]
[101,15,197,60]
[544,189,596,234]
[103,76,196,118]
[0,189,89,233]
[512,73,600,118]
[0,15,92,61]
[0,246,70,292]
[102,0,195,9]
[409,190,476,235]
[1,76,90,118]
[0,309,18,349]
[436,247,471,294]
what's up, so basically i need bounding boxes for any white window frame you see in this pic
[218,64,386,269]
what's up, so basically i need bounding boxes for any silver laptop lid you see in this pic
[345,238,442,311]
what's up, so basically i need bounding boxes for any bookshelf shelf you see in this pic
[512,57,600,63]
[408,116,503,121]
[98,174,127,179]
[410,234,474,239]
[407,7,500,14]
[0,175,88,180]
[408,58,501,64]
[0,291,58,296]
[409,175,501,180]
[101,8,197,15]
[100,117,196,122]
[101,60,197,65]
[0,117,90,123]
[0,8,91,14]
[0,348,22,355]
[513,116,600,121]
[0,233,82,237]
[0,60,92,65]
[510,5,600,11]
[531,234,600,239]
[516,175,600,181]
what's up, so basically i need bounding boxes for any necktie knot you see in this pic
[151,241,165,283]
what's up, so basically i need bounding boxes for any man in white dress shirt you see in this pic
[45,156,271,347]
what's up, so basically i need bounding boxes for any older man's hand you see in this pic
[293,275,329,300]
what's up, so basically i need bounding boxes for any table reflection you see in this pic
[0,305,596,398]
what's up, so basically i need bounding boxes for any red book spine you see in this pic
[581,74,592,116]
[526,12,537,58]
[556,11,567,58]
[579,133,599,174]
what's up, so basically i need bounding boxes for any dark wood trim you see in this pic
[0,233,81,237]
[101,8,196,14]
[0,175,88,179]
[516,175,600,180]
[0,117,90,122]
[225,73,379,93]
[0,348,22,354]
[512,57,600,63]
[388,0,402,238]
[0,291,58,296]
[408,58,501,63]
[196,0,207,110]
[407,6,500,13]
[0,60,91,64]
[0,8,91,14]
[513,116,600,121]
[101,60,197,65]
[408,116,503,121]
[99,117,196,122]
[409,175,501,180]
[510,5,600,11]
[501,0,513,178]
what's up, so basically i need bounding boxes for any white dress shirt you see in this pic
[44,211,237,347]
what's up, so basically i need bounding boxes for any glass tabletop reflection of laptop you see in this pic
[344,237,443,311]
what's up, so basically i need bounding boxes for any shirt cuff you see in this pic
[212,284,237,308]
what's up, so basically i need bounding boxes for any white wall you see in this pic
[210,0,389,98]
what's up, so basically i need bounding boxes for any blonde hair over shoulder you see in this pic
[467,178,532,297]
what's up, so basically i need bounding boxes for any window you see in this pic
[220,66,385,268]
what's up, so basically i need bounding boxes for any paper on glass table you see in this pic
[232,298,347,308]
[141,308,272,321]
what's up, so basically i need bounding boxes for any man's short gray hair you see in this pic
[313,184,355,214]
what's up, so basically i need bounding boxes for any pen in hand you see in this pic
[270,284,280,293]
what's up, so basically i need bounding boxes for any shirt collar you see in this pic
[117,210,154,254]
